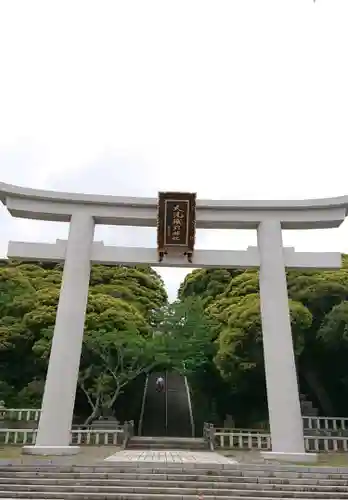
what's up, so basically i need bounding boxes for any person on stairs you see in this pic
[156,376,165,392]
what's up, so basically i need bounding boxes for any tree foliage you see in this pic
[3,251,348,428]
[0,260,168,421]
[179,256,348,424]
[153,297,217,374]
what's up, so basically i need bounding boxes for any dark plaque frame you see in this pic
[157,192,196,260]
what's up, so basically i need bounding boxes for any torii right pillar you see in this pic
[258,219,315,462]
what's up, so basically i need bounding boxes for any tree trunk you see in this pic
[83,400,102,425]
[107,386,122,411]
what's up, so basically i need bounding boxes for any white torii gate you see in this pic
[1,182,347,463]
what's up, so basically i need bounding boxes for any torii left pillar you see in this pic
[23,212,95,455]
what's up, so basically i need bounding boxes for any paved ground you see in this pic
[105,449,238,464]
[0,446,348,467]
[0,446,117,464]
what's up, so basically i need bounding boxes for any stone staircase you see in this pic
[300,394,319,417]
[127,436,207,450]
[166,371,193,438]
[140,371,194,439]
[141,372,167,437]
[1,462,348,498]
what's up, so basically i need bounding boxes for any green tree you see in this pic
[79,328,167,423]
[179,268,244,306]
[152,297,224,429]
[153,297,217,374]
[0,260,168,418]
[179,256,348,423]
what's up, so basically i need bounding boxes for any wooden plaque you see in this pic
[157,192,196,255]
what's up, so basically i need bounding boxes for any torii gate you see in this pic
[0,181,346,463]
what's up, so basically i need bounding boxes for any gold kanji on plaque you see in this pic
[157,192,196,263]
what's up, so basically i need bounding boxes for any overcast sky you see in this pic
[0,0,348,301]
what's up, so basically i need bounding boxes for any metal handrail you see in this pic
[184,375,195,437]
[165,371,168,433]
[138,375,149,436]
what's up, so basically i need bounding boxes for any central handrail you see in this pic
[138,375,149,436]
[184,375,195,437]
[165,371,168,433]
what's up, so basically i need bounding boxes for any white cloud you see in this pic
[1,0,348,301]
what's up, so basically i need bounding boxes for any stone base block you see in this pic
[261,451,318,463]
[22,445,80,456]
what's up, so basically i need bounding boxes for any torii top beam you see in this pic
[1,182,348,230]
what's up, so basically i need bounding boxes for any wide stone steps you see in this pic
[2,474,348,486]
[0,464,348,499]
[166,371,193,438]
[1,477,348,494]
[1,495,345,500]
[0,494,347,500]
[3,464,348,477]
[141,372,166,437]
[5,483,348,495]
[127,436,207,450]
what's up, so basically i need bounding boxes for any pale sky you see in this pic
[0,0,348,300]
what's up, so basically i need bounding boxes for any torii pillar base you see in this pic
[261,451,318,463]
[22,445,80,456]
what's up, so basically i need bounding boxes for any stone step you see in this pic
[1,465,348,499]
[127,437,206,450]
[165,372,193,438]
[2,472,348,487]
[2,483,348,498]
[1,461,347,471]
[141,372,167,437]
[127,440,206,446]
[2,473,348,485]
[0,493,328,500]
[127,443,207,450]
[126,443,207,449]
[2,476,348,492]
[2,488,348,499]
[0,474,348,489]
[3,465,348,479]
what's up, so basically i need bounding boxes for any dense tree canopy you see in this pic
[180,256,348,426]
[152,297,217,374]
[0,260,218,426]
[2,253,348,429]
[0,260,168,421]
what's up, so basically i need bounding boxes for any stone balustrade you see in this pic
[5,408,348,431]
[303,416,348,432]
[4,408,348,432]
[3,409,348,453]
[1,425,348,453]
[0,428,124,446]
[0,408,41,422]
[213,428,348,452]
